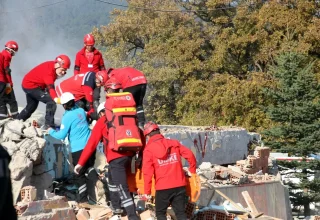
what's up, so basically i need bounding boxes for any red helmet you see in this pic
[143,121,160,136]
[5,40,19,53]
[84,34,95,46]
[96,70,109,84]
[55,54,71,69]
[104,77,122,90]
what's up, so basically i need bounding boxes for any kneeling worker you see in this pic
[142,122,197,220]
[48,92,99,204]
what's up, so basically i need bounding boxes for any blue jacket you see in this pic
[49,107,91,153]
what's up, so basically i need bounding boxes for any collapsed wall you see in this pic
[160,125,260,166]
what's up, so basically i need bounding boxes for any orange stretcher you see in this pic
[127,169,201,202]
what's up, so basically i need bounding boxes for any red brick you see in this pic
[76,208,90,220]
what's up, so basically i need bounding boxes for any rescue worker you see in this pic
[74,34,106,116]
[0,41,19,119]
[17,55,71,129]
[107,67,147,128]
[0,144,17,219]
[55,70,108,120]
[74,78,140,220]
[142,122,197,220]
[48,92,99,204]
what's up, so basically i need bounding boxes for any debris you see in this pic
[21,186,37,202]
[76,208,90,220]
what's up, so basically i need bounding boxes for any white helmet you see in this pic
[97,102,105,114]
[60,92,75,104]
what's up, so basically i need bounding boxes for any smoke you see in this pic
[0,0,118,122]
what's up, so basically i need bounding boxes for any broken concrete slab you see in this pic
[1,140,18,156]
[2,119,25,141]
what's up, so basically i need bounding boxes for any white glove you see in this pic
[74,164,83,175]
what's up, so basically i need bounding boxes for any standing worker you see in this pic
[142,122,197,220]
[74,78,141,220]
[48,92,99,204]
[0,41,19,119]
[56,70,108,120]
[107,67,147,129]
[74,34,106,114]
[17,55,71,129]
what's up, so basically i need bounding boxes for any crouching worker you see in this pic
[142,122,197,220]
[48,92,99,204]
[74,78,141,220]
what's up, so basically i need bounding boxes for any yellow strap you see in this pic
[112,107,136,113]
[117,138,142,144]
[107,92,131,97]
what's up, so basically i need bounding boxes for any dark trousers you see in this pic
[17,87,57,126]
[93,86,101,115]
[0,82,18,120]
[0,145,17,220]
[72,150,98,203]
[123,84,146,126]
[155,186,187,220]
[108,156,139,220]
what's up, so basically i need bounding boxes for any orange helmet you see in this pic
[55,55,71,69]
[104,77,122,90]
[5,40,19,53]
[84,34,95,46]
[143,121,160,136]
[96,70,109,85]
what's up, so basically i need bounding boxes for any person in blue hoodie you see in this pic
[48,92,98,204]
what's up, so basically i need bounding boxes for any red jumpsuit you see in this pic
[142,133,196,220]
[18,61,58,127]
[110,67,147,127]
[0,50,18,119]
[74,47,105,75]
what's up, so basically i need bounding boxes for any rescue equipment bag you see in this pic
[105,92,143,152]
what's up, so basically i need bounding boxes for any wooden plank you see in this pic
[215,189,249,214]
[241,191,259,216]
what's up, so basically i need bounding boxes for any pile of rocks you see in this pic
[197,147,279,186]
[0,118,50,203]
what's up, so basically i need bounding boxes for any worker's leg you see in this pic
[123,84,146,128]
[17,88,40,121]
[109,157,139,220]
[108,168,122,213]
[0,82,8,120]
[155,188,173,220]
[93,87,101,115]
[72,150,98,203]
[170,186,187,220]
[6,88,19,119]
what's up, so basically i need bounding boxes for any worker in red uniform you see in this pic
[142,122,197,220]
[74,34,106,115]
[56,70,108,120]
[107,67,147,128]
[0,41,19,120]
[74,78,140,220]
[17,55,71,129]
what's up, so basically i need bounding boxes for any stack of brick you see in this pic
[236,147,270,174]
[195,210,236,220]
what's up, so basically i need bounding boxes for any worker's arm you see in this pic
[77,117,104,166]
[74,53,80,75]
[49,114,70,140]
[44,75,58,100]
[142,150,154,194]
[3,55,13,86]
[178,142,197,173]
[99,53,105,71]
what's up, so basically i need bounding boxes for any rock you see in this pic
[23,126,39,137]
[1,140,18,156]
[199,162,212,170]
[2,119,25,141]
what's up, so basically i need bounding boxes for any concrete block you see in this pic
[1,140,18,156]
[76,208,90,220]
[2,119,25,141]
[140,210,153,220]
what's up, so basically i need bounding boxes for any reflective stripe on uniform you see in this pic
[117,138,141,145]
[107,92,131,97]
[136,110,144,113]
[112,107,136,113]
[108,184,119,192]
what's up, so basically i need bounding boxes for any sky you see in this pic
[0,0,124,119]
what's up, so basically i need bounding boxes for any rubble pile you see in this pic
[0,118,50,202]
[198,147,279,186]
